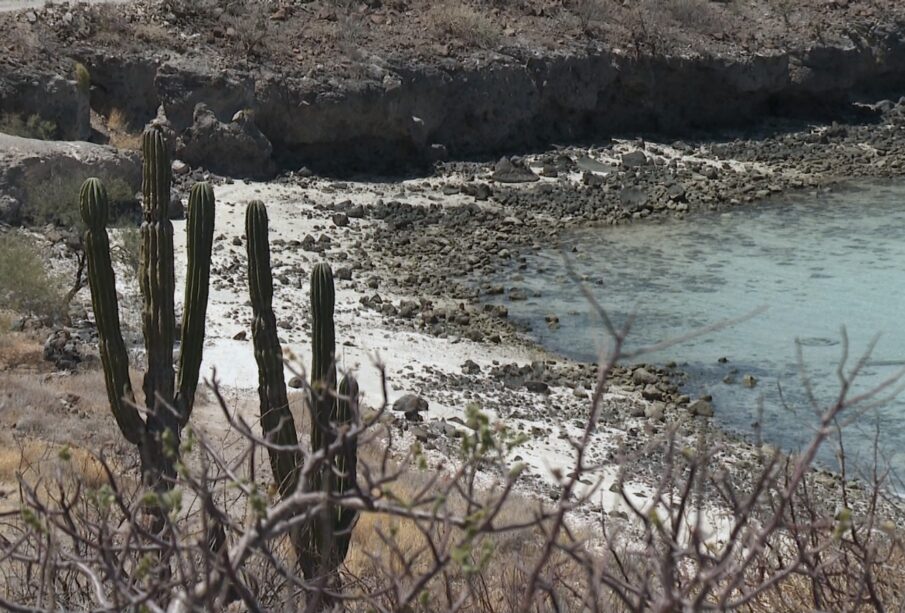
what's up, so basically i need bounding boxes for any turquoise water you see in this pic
[497,182,905,475]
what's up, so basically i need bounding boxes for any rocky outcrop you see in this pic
[153,26,905,173]
[6,22,905,176]
[85,53,161,128]
[0,133,140,224]
[0,70,89,140]
[178,103,275,179]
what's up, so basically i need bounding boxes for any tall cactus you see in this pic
[139,127,177,461]
[246,200,302,497]
[80,125,215,497]
[244,202,359,580]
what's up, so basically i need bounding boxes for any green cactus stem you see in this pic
[309,262,337,457]
[139,126,177,441]
[79,178,143,446]
[81,126,215,498]
[245,200,302,497]
[175,182,215,422]
[331,373,359,566]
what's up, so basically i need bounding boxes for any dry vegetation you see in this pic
[3,0,901,83]
[0,112,57,140]
[104,108,143,150]
[0,235,67,323]
[0,306,903,610]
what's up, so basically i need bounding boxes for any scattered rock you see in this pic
[688,398,714,418]
[631,367,658,385]
[462,359,481,374]
[621,150,648,167]
[393,393,429,422]
[525,380,550,394]
[491,157,539,183]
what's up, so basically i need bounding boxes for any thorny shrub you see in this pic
[0,298,904,611]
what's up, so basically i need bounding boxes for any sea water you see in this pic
[495,181,905,476]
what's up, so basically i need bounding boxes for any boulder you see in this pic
[393,393,429,422]
[621,150,648,167]
[491,157,539,183]
[525,380,550,394]
[688,398,714,418]
[178,104,275,179]
[631,367,659,386]
[0,133,140,225]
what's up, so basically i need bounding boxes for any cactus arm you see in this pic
[246,200,302,497]
[309,262,337,456]
[140,127,177,431]
[331,373,360,565]
[80,178,143,446]
[175,182,215,425]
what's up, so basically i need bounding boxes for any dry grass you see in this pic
[429,2,501,50]
[0,441,108,489]
[106,108,142,151]
[0,330,43,371]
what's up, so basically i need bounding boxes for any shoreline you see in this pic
[155,111,905,531]
[6,80,905,538]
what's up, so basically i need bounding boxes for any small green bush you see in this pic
[74,62,91,96]
[0,234,65,322]
[25,174,137,228]
[0,113,58,140]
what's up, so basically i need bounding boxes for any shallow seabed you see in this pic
[496,181,905,475]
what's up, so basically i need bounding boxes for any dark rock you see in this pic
[509,288,528,301]
[688,398,714,417]
[621,150,648,167]
[491,157,539,183]
[179,104,275,179]
[332,212,350,227]
[462,359,481,374]
[631,367,658,385]
[525,380,550,394]
[394,393,429,415]
[641,384,662,401]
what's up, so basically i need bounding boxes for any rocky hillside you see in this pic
[2,0,905,178]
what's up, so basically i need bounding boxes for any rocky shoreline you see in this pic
[5,88,905,534]
[4,0,905,535]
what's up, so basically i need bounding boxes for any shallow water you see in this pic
[495,181,905,475]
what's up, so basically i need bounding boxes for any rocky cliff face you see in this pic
[5,22,905,177]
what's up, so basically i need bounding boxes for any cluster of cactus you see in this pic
[245,200,359,579]
[81,126,215,498]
